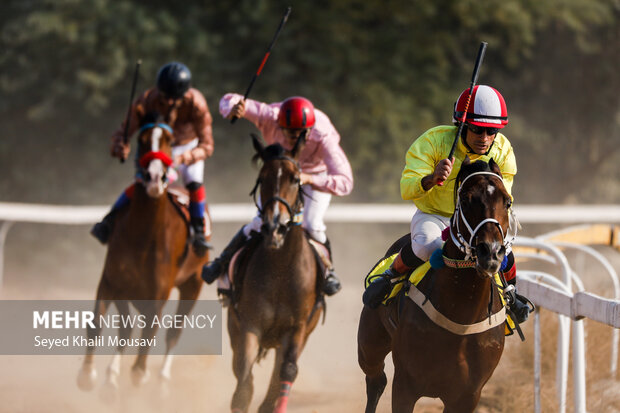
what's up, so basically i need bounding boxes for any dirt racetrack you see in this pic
[1,221,619,412]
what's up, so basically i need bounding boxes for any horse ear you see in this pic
[462,156,471,166]
[489,158,502,177]
[291,131,307,159]
[251,133,266,158]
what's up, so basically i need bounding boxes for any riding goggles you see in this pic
[467,123,500,136]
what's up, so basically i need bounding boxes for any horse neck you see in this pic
[127,184,170,233]
[433,239,496,321]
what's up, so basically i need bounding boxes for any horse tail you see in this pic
[256,346,269,364]
[307,294,326,325]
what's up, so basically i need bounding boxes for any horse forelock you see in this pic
[454,160,505,204]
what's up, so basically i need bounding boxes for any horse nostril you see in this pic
[497,246,506,260]
[476,243,491,257]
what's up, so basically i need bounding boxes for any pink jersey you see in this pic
[220,93,353,196]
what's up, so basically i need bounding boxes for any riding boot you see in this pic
[501,254,534,323]
[505,277,534,323]
[321,238,342,296]
[90,209,117,244]
[363,248,423,309]
[201,228,248,285]
[91,184,134,245]
[190,217,212,257]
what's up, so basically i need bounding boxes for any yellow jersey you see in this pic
[400,125,517,217]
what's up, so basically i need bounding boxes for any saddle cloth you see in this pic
[363,253,516,335]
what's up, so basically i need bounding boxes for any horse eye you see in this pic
[506,198,512,209]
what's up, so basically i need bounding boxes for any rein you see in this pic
[449,171,515,262]
[136,122,174,176]
[405,169,516,335]
[250,155,304,227]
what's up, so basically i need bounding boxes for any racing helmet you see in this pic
[453,85,508,128]
[156,62,191,99]
[277,97,316,129]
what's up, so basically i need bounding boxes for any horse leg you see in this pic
[99,299,133,403]
[391,364,419,413]
[253,345,282,413]
[131,300,161,387]
[442,390,481,413]
[230,330,260,413]
[357,307,391,413]
[77,283,112,391]
[263,327,307,413]
[160,275,202,393]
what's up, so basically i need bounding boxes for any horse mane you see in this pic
[252,143,288,166]
[139,111,162,127]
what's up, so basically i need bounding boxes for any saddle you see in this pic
[224,232,326,306]
[363,253,518,337]
[167,187,212,237]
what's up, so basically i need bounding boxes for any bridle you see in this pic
[136,122,174,181]
[249,154,305,230]
[449,171,516,262]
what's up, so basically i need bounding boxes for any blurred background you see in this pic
[1,0,618,206]
[1,2,619,412]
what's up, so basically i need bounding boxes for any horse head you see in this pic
[450,157,514,278]
[136,112,174,198]
[250,133,304,249]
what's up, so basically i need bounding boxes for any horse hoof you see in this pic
[158,376,170,399]
[99,380,119,404]
[76,366,97,391]
[131,366,151,387]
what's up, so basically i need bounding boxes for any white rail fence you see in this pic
[0,202,619,412]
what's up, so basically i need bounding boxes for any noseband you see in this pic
[137,123,174,169]
[449,171,515,262]
[250,155,304,228]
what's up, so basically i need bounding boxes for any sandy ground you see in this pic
[0,222,619,412]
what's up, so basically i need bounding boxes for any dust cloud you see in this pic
[0,222,619,412]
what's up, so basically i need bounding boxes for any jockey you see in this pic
[202,94,354,297]
[91,61,214,256]
[369,85,531,322]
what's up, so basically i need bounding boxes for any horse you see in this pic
[227,134,324,413]
[358,158,514,413]
[77,112,208,399]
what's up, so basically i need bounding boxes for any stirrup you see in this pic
[217,288,231,307]
[192,235,212,257]
[323,272,342,296]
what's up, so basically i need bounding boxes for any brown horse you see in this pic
[227,134,324,413]
[77,113,208,399]
[358,158,514,413]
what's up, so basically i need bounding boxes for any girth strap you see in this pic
[407,283,506,335]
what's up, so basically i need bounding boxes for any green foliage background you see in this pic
[1,0,618,205]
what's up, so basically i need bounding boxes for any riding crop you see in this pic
[120,59,142,163]
[231,6,292,124]
[438,42,487,185]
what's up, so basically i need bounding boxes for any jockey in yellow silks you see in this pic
[366,85,530,323]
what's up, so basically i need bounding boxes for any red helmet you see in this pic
[453,85,508,128]
[278,97,316,129]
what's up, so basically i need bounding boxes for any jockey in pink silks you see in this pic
[202,93,354,298]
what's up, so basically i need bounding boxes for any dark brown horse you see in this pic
[358,158,514,413]
[77,113,208,398]
[227,134,323,413]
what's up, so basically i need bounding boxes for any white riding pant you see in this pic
[243,173,332,244]
[409,209,451,261]
[171,139,204,185]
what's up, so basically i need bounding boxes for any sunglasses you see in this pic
[467,124,500,136]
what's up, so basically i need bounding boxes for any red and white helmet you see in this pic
[453,85,508,128]
[278,97,316,129]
